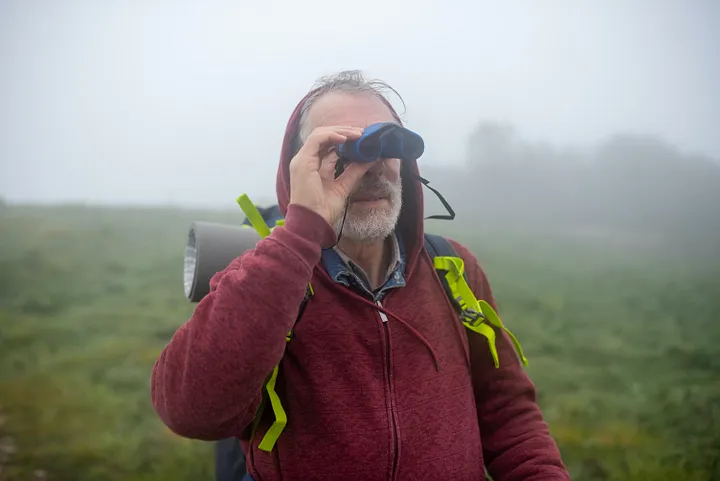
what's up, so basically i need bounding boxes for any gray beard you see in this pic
[333,177,403,243]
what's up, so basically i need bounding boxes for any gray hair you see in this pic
[294,70,405,154]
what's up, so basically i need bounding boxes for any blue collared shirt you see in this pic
[320,233,407,302]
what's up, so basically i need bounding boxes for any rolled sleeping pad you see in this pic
[183,221,261,303]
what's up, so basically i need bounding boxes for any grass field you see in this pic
[1,204,719,481]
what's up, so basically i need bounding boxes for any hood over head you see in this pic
[275,88,428,278]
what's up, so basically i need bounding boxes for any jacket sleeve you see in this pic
[449,240,571,481]
[151,204,336,441]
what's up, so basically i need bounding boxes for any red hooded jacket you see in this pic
[151,92,570,481]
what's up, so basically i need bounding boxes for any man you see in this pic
[151,70,570,480]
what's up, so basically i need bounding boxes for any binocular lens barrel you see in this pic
[357,139,383,162]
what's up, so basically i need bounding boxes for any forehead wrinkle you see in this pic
[306,92,397,132]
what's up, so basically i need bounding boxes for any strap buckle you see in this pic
[460,307,486,327]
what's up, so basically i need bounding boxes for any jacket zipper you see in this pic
[377,300,399,481]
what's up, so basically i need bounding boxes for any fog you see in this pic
[1,0,719,212]
[2,4,720,479]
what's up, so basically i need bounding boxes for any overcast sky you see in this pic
[0,0,718,208]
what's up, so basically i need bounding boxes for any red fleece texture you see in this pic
[151,88,570,481]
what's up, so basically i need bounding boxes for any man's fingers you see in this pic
[318,150,340,181]
[290,126,362,173]
[291,132,345,172]
[303,127,363,156]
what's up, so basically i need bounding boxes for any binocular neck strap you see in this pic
[332,171,457,244]
[414,174,456,221]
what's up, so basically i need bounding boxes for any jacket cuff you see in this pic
[279,203,338,250]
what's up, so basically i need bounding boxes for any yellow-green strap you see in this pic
[433,257,476,314]
[433,256,528,368]
[464,320,499,368]
[257,364,286,452]
[235,194,289,451]
[235,194,317,451]
[248,333,292,448]
[237,194,272,238]
[478,299,528,366]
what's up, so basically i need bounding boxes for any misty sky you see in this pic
[1,0,718,208]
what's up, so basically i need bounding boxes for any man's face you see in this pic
[305,91,403,243]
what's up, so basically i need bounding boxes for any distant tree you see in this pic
[459,117,720,245]
[595,133,684,179]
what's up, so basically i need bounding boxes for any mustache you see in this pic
[349,177,398,200]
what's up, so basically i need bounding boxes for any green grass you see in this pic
[1,204,719,480]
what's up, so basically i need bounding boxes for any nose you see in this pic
[366,157,401,183]
[367,158,390,175]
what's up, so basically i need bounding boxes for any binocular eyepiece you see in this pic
[337,122,424,163]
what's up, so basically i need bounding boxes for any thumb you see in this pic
[334,162,373,196]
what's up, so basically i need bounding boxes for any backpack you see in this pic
[214,198,528,481]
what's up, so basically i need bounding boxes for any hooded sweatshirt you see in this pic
[151,91,570,481]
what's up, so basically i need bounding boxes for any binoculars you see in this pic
[337,122,424,163]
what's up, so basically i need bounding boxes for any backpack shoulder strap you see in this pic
[423,232,457,258]
[424,233,464,314]
[423,232,528,369]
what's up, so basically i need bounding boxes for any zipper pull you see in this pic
[376,300,389,323]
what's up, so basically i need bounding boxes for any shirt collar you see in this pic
[321,232,406,300]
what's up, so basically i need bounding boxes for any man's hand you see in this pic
[288,126,372,227]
